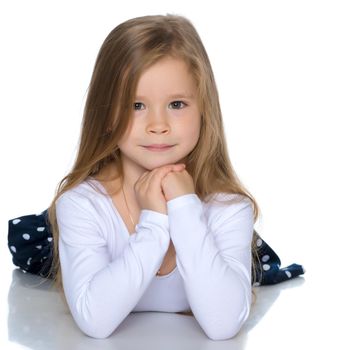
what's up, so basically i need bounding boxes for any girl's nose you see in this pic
[147,125,170,134]
[146,112,170,134]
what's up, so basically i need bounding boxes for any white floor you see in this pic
[1,244,348,350]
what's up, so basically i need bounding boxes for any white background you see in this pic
[1,0,349,348]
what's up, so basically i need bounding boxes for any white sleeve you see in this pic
[56,191,170,339]
[167,193,254,341]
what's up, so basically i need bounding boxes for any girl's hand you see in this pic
[161,168,195,202]
[134,164,186,214]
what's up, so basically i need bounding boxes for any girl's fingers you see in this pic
[135,164,185,191]
[150,164,185,185]
[133,164,186,213]
[146,165,174,190]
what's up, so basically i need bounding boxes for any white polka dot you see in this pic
[12,219,21,225]
[27,257,32,265]
[263,264,270,271]
[285,270,292,278]
[262,254,270,262]
[37,227,45,232]
[256,238,262,247]
[10,246,17,253]
[36,245,42,249]
[22,233,30,240]
[47,237,53,242]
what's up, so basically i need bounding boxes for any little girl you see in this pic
[7,14,304,340]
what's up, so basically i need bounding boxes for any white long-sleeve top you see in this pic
[55,178,254,340]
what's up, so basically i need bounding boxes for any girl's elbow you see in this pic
[71,297,125,338]
[78,321,117,339]
[202,304,250,340]
[72,307,123,339]
[204,322,243,341]
[83,328,114,339]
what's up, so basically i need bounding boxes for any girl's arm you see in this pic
[167,193,254,341]
[56,191,170,338]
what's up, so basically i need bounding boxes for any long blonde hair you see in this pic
[47,14,261,291]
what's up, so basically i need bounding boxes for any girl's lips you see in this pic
[142,145,175,151]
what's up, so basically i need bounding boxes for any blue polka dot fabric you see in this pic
[8,210,54,278]
[7,209,305,284]
[252,233,305,285]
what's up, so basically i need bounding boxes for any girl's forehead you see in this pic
[135,58,196,96]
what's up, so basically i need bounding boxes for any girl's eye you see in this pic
[170,101,187,109]
[134,102,144,110]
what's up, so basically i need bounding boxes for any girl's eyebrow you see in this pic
[135,93,195,100]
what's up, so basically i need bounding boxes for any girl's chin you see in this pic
[140,159,186,170]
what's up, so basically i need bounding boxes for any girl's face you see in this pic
[118,57,201,173]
